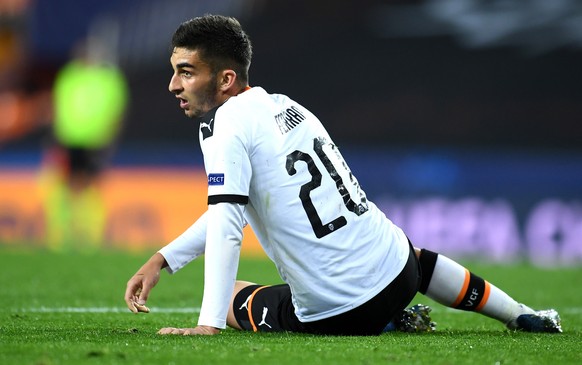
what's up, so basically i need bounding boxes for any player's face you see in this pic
[168,47,221,118]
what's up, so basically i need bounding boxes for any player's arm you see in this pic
[158,202,244,335]
[195,201,245,333]
[125,212,208,313]
[169,109,248,334]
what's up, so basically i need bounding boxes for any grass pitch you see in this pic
[1,247,580,365]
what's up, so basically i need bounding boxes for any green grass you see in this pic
[1,247,581,365]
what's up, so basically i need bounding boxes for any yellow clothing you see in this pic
[53,60,128,148]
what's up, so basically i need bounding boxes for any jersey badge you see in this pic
[208,173,225,186]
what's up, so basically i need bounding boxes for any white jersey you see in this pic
[159,87,410,328]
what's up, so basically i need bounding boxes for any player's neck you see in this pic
[237,85,251,95]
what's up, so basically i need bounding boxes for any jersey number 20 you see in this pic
[286,137,369,238]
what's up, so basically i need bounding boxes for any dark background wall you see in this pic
[11,0,582,150]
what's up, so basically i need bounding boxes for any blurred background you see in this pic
[1,0,581,265]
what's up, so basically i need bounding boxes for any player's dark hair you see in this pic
[171,14,252,84]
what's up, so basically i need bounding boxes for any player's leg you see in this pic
[227,280,257,330]
[414,247,561,332]
[230,247,433,335]
[229,282,306,333]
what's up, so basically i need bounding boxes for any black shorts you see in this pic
[67,147,110,177]
[232,244,420,336]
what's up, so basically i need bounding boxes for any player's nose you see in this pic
[168,74,182,94]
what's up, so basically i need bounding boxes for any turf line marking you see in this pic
[15,306,582,315]
[17,307,201,314]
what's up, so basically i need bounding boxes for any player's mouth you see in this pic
[177,96,189,109]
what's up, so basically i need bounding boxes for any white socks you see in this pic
[419,249,534,326]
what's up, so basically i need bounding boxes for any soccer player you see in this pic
[124,15,561,336]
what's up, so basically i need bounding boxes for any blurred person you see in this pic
[43,37,129,251]
[125,15,561,336]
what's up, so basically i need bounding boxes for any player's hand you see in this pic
[124,253,166,313]
[157,326,221,335]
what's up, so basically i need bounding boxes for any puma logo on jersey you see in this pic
[201,120,213,132]
[201,118,214,140]
[274,105,305,134]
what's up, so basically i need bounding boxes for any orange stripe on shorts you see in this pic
[247,285,268,332]
[451,269,470,307]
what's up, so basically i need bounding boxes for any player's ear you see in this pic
[219,69,237,92]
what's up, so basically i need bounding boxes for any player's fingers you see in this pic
[134,302,150,313]
[128,302,138,314]
[124,282,140,313]
[157,327,173,335]
[158,327,184,335]
[137,283,152,306]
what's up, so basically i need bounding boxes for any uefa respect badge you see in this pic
[208,173,225,186]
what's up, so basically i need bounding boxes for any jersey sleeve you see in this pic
[196,100,252,328]
[158,211,208,274]
[197,202,245,329]
[200,108,252,206]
